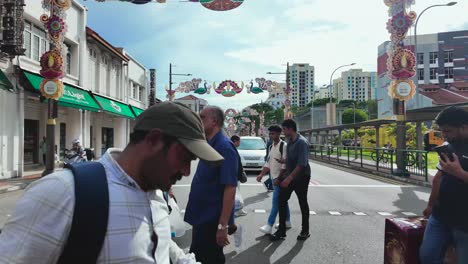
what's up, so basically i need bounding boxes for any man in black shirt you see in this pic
[420,106,468,264]
[271,119,311,241]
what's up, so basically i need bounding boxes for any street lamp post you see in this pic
[414,2,457,109]
[267,63,292,119]
[326,63,355,127]
[169,63,192,101]
[329,63,356,103]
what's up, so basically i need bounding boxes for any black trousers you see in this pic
[42,154,46,165]
[278,175,310,234]
[190,223,225,264]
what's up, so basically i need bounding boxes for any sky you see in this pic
[78,0,468,111]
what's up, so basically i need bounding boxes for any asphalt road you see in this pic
[0,160,431,263]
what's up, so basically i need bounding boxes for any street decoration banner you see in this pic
[384,0,417,102]
[39,0,71,100]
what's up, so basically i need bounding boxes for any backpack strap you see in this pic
[58,162,109,264]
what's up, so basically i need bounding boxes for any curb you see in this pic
[0,175,42,194]
[0,183,30,194]
[309,159,432,188]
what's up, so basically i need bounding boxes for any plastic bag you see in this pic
[234,187,244,211]
[168,197,186,238]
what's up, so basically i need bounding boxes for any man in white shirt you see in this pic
[256,125,291,234]
[0,102,223,264]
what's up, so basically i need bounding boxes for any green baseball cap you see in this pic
[133,102,224,165]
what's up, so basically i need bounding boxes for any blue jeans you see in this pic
[420,215,468,264]
[267,184,290,226]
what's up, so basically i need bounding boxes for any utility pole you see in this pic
[168,63,192,101]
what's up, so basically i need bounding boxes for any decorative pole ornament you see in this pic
[224,108,238,137]
[40,0,70,176]
[284,63,293,119]
[384,0,417,111]
[39,0,70,100]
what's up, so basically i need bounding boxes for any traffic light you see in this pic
[0,0,26,58]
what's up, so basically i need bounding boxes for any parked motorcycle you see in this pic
[63,149,87,166]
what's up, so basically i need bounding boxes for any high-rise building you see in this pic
[333,69,377,102]
[289,63,315,107]
[377,30,468,118]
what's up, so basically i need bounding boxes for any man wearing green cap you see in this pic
[185,106,239,264]
[0,102,223,263]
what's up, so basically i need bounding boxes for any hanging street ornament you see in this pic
[390,47,416,79]
[386,11,416,43]
[200,0,244,11]
[40,49,65,79]
[388,80,416,101]
[194,81,212,95]
[40,79,65,100]
[215,80,243,97]
[40,0,70,100]
[41,14,67,43]
[384,0,416,103]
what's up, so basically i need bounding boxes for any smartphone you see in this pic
[434,145,454,162]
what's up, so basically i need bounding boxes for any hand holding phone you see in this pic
[434,145,454,162]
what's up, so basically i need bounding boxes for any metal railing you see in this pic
[309,144,429,181]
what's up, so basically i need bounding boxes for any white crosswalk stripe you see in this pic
[353,212,367,216]
[179,209,417,217]
[378,212,393,216]
[402,212,417,216]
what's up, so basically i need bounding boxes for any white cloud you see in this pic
[225,0,468,87]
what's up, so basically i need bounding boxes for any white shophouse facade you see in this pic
[0,1,149,179]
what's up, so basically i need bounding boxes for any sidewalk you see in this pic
[0,169,43,194]
[309,152,436,187]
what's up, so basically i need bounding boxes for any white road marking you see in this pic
[378,212,393,216]
[402,212,418,216]
[329,211,342,216]
[172,184,411,188]
[309,211,317,215]
[6,186,20,191]
[354,212,367,216]
[310,179,321,185]
[254,209,267,213]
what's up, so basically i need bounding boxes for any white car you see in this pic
[238,136,267,171]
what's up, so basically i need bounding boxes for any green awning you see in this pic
[0,70,14,91]
[93,94,135,119]
[131,106,145,117]
[22,71,101,112]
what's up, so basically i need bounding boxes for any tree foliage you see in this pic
[342,108,368,124]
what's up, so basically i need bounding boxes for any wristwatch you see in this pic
[217,224,229,230]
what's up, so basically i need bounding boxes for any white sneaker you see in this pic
[274,221,292,229]
[234,224,243,247]
[234,209,248,217]
[259,224,273,234]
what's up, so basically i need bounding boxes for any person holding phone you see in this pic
[420,106,468,264]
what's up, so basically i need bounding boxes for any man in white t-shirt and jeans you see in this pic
[256,125,291,234]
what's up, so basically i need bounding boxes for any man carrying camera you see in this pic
[420,106,468,264]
